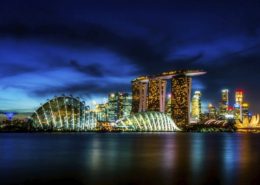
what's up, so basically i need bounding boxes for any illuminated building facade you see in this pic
[208,103,217,119]
[171,76,192,126]
[31,96,96,131]
[119,93,132,118]
[95,103,108,121]
[131,77,148,113]
[234,90,244,120]
[166,94,172,117]
[116,112,180,131]
[236,90,244,105]
[131,70,206,127]
[235,114,260,129]
[107,92,132,122]
[219,89,229,118]
[191,91,202,121]
[242,103,249,119]
[148,79,167,112]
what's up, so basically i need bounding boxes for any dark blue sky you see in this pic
[0,0,260,113]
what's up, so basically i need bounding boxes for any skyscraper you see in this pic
[95,103,108,122]
[171,75,192,127]
[208,103,217,119]
[148,79,167,112]
[235,90,244,105]
[219,89,229,118]
[131,70,206,127]
[191,91,202,122]
[166,94,172,117]
[234,90,244,120]
[131,77,149,113]
[107,92,132,122]
[242,102,249,119]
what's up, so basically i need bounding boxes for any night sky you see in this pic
[0,0,260,113]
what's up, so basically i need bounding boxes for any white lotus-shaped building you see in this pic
[235,114,260,128]
[116,112,180,131]
[31,96,96,131]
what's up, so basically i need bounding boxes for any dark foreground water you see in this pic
[0,133,259,185]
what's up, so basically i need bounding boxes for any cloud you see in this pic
[31,81,131,98]
[0,0,260,112]
[69,60,104,77]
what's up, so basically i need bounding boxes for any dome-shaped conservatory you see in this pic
[116,112,180,131]
[31,96,96,131]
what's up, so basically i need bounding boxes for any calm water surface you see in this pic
[0,133,259,185]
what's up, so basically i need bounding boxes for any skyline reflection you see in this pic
[0,133,259,185]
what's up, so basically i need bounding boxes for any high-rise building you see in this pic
[119,93,132,118]
[242,102,249,119]
[171,75,192,127]
[131,70,206,127]
[219,89,229,118]
[148,79,167,112]
[166,94,172,117]
[107,92,132,122]
[208,103,217,119]
[131,77,149,113]
[234,103,241,120]
[95,103,108,121]
[191,91,202,122]
[235,90,244,105]
[234,90,244,120]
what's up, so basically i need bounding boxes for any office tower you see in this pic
[107,92,132,122]
[166,94,172,117]
[242,102,249,119]
[235,90,243,105]
[234,90,244,120]
[219,89,229,118]
[95,103,108,121]
[191,91,202,121]
[208,103,217,119]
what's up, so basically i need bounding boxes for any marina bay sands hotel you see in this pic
[131,70,206,127]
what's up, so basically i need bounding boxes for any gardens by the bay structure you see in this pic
[31,96,96,131]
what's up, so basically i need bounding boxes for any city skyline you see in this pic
[0,0,260,113]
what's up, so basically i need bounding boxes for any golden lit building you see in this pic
[171,75,192,127]
[242,102,249,119]
[235,114,260,129]
[234,90,244,120]
[191,91,202,122]
[131,77,149,113]
[208,103,217,119]
[131,70,206,127]
[148,78,167,112]
[236,90,243,105]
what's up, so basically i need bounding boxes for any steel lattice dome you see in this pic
[116,112,180,131]
[31,96,96,131]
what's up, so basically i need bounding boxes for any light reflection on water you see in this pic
[0,133,259,185]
